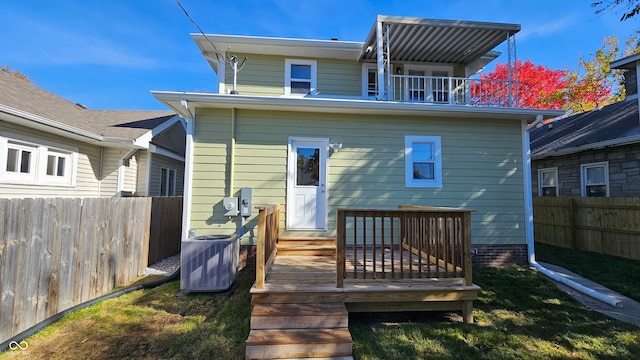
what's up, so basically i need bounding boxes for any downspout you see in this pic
[375,17,385,100]
[98,147,104,196]
[229,108,236,197]
[117,149,138,197]
[180,100,194,242]
[522,117,622,308]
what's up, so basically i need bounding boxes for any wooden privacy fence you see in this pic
[336,207,473,288]
[255,204,280,289]
[533,197,640,260]
[0,196,182,345]
[148,196,183,265]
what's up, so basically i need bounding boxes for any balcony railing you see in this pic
[388,75,519,107]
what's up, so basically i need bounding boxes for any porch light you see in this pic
[330,143,343,153]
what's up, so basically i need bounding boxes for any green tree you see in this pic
[592,0,640,21]
[0,66,31,82]
[563,33,640,114]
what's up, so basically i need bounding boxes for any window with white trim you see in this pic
[285,59,317,96]
[0,135,77,186]
[405,135,442,188]
[160,167,176,196]
[581,162,609,197]
[538,168,558,197]
[5,140,36,182]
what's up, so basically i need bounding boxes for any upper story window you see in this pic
[581,162,609,197]
[405,135,442,188]
[285,59,317,96]
[0,134,77,186]
[362,64,378,99]
[538,168,558,196]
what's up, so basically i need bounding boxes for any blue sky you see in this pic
[0,0,637,110]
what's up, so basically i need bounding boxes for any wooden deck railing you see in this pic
[255,204,280,289]
[336,206,473,288]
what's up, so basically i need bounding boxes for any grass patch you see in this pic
[536,243,640,302]
[3,253,640,359]
[350,266,640,359]
[0,260,254,360]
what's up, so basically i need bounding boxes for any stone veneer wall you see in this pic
[471,244,529,267]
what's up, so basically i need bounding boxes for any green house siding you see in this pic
[190,108,525,246]
[224,53,363,97]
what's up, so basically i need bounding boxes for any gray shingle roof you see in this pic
[530,99,640,159]
[0,70,175,141]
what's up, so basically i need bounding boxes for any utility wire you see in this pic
[175,0,229,65]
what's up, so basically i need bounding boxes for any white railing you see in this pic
[389,75,519,108]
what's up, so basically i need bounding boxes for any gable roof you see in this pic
[530,100,640,159]
[0,70,178,147]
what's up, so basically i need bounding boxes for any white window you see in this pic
[285,59,317,96]
[362,64,378,99]
[161,167,176,196]
[581,162,609,197]
[0,135,77,186]
[5,140,36,182]
[538,168,558,197]
[405,135,442,188]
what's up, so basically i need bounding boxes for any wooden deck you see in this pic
[252,251,479,312]
[246,205,480,359]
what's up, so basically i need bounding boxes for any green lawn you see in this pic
[2,251,640,360]
[536,242,640,303]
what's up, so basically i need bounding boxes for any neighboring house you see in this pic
[0,70,186,198]
[153,15,562,266]
[530,53,640,197]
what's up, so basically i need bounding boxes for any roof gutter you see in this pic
[0,104,138,148]
[532,133,640,160]
[151,91,564,123]
[0,104,102,140]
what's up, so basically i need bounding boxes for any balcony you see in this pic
[388,74,519,108]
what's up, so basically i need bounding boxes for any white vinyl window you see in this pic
[160,167,176,196]
[405,135,442,188]
[284,59,317,96]
[0,135,77,186]
[538,168,558,197]
[5,140,36,182]
[581,162,609,197]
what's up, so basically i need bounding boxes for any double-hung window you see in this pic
[581,162,609,197]
[285,59,317,96]
[538,168,558,196]
[160,167,176,196]
[405,135,442,188]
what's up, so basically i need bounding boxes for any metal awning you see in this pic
[359,15,520,66]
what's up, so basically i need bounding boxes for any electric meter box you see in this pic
[240,187,252,217]
[223,197,238,216]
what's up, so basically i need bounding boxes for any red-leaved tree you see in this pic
[475,59,569,110]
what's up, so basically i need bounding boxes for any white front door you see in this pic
[287,137,328,230]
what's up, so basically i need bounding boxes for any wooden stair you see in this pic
[246,302,353,359]
[277,236,336,257]
[247,237,351,359]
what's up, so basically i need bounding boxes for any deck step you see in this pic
[277,237,336,257]
[251,303,348,329]
[247,302,352,359]
[245,329,353,359]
